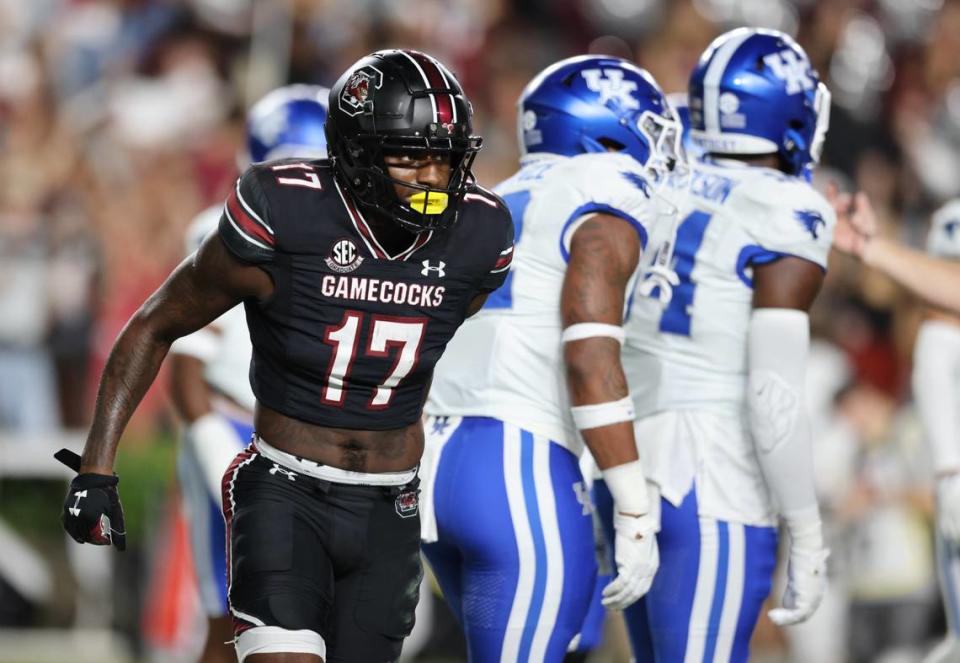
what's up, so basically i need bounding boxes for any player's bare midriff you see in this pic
[255,402,424,473]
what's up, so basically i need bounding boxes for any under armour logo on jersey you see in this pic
[795,209,825,239]
[269,463,297,481]
[573,482,592,516]
[421,260,446,277]
[69,490,87,517]
[763,49,814,95]
[945,220,960,239]
[581,69,639,110]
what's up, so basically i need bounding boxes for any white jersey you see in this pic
[624,159,835,525]
[169,206,256,412]
[427,152,672,454]
[928,199,960,259]
[913,199,960,474]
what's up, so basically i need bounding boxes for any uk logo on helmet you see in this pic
[763,50,814,95]
[339,65,384,116]
[580,69,639,110]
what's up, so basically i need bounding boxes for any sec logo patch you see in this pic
[326,238,364,273]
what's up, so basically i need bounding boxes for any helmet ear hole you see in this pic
[597,137,625,151]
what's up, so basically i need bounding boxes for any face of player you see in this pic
[382,151,452,204]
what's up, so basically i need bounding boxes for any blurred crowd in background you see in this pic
[2,0,960,661]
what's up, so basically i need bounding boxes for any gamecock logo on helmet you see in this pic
[339,65,384,116]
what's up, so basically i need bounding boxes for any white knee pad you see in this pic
[235,626,326,662]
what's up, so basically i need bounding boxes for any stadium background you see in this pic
[1,0,959,661]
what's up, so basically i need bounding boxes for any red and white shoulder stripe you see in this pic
[463,187,501,209]
[490,245,514,273]
[223,178,275,249]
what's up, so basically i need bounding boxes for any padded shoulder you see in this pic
[217,165,276,264]
[730,170,836,270]
[461,184,515,293]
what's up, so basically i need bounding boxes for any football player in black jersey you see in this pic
[57,49,514,663]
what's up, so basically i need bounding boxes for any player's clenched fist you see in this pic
[55,449,126,551]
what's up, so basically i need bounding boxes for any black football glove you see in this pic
[55,449,126,551]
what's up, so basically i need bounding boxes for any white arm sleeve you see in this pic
[912,320,960,473]
[747,308,817,515]
[185,413,244,508]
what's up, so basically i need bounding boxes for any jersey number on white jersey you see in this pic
[655,211,713,336]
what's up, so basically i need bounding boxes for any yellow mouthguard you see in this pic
[409,191,449,215]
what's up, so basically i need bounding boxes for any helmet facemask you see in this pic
[365,131,481,233]
[808,82,831,166]
[634,108,684,184]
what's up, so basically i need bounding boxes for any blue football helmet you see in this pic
[518,55,681,182]
[688,28,830,176]
[245,84,330,164]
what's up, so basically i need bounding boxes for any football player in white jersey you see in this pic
[168,84,330,663]
[595,28,835,662]
[422,55,681,662]
[908,200,960,663]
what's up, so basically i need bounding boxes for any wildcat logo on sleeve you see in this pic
[794,209,825,239]
[395,489,420,518]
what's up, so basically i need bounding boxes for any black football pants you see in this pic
[223,446,422,662]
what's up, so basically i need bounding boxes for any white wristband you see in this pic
[602,460,650,515]
[570,396,635,430]
[561,323,625,345]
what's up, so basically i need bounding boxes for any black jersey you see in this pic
[217,158,513,430]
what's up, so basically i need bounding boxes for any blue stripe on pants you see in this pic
[594,482,777,663]
[423,417,596,663]
[518,430,547,662]
[702,522,729,662]
[178,415,252,616]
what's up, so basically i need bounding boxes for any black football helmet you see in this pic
[326,49,482,233]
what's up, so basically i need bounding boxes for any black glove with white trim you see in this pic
[55,449,126,551]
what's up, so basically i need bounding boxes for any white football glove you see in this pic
[768,507,828,627]
[936,474,960,544]
[602,511,659,610]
